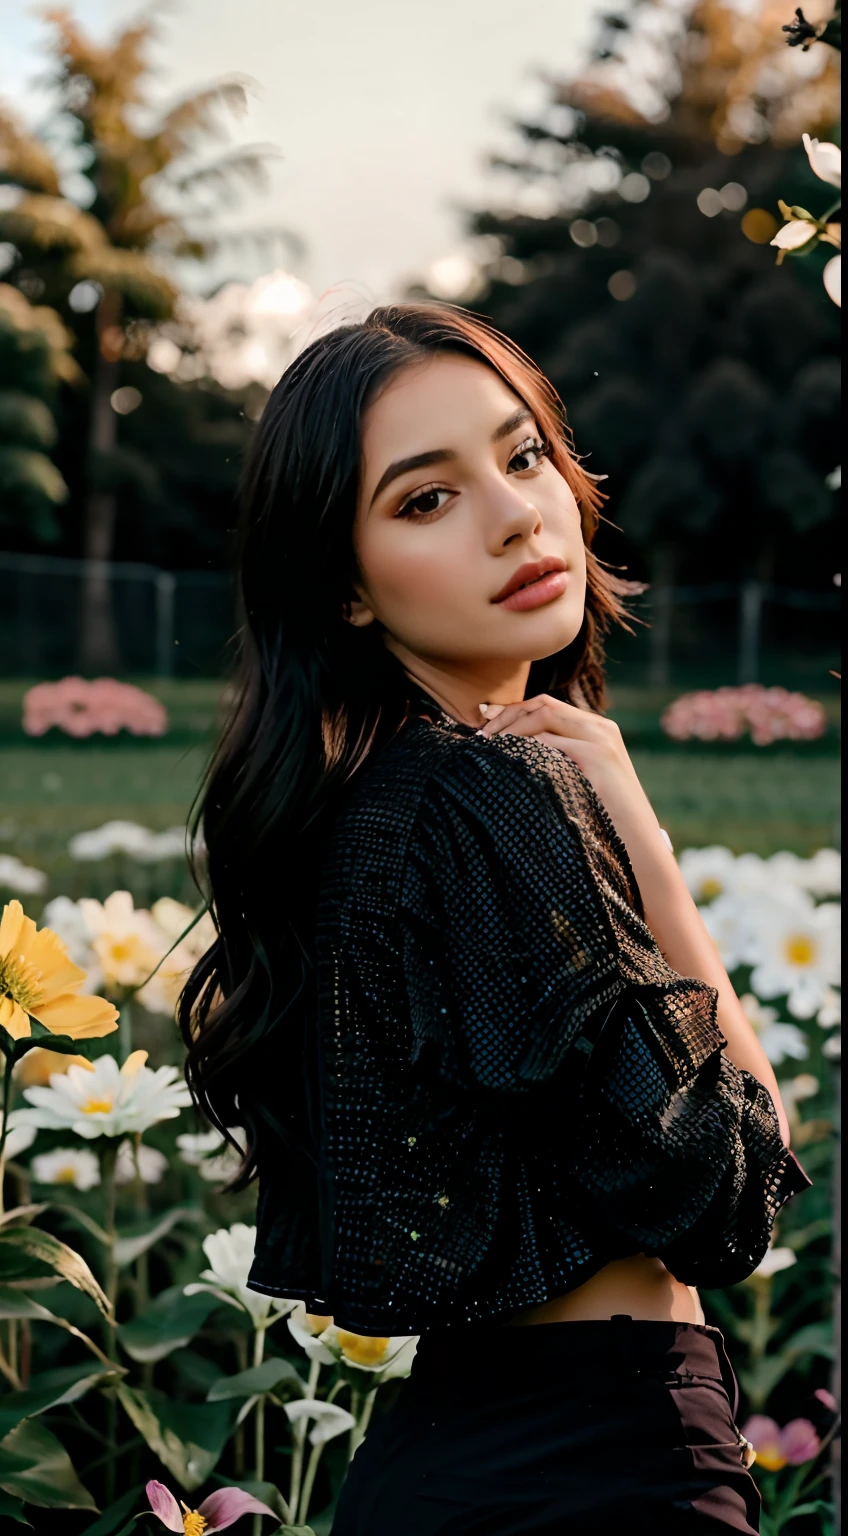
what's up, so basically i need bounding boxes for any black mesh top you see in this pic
[247,684,809,1333]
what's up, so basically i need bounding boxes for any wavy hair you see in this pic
[178,302,639,1187]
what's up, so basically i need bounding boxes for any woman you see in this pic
[179,303,809,1534]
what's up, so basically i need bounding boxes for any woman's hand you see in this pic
[477,694,663,855]
[478,694,791,1146]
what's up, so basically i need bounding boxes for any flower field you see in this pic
[0,680,841,1533]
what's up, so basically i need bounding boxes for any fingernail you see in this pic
[478,703,490,714]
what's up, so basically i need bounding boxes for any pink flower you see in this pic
[146,1480,277,1533]
[741,1415,822,1471]
[661,685,826,746]
[21,679,167,738]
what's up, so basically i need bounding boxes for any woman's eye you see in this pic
[509,438,547,473]
[396,486,452,519]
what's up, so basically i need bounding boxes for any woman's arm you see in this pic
[477,698,791,1146]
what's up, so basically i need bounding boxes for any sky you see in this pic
[2,0,608,299]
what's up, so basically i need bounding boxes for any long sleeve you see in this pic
[399,737,809,1288]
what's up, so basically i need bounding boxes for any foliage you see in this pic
[428,0,841,598]
[0,283,78,543]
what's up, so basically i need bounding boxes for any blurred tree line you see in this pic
[0,8,282,664]
[418,0,841,649]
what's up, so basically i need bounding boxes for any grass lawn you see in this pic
[0,679,840,906]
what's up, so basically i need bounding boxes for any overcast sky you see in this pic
[2,0,607,298]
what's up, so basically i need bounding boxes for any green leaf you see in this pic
[0,1284,113,1366]
[0,1361,121,1438]
[116,1383,238,1491]
[117,1284,224,1363]
[0,1488,31,1525]
[80,1483,145,1536]
[0,1419,97,1509]
[207,1358,306,1401]
[12,1020,99,1061]
[0,1228,112,1317]
[114,1204,202,1268]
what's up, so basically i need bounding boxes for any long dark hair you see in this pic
[178,302,638,1187]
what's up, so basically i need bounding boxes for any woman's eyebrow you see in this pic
[368,406,536,508]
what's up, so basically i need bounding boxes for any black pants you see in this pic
[331,1317,760,1534]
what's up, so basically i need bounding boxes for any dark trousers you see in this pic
[331,1317,760,1534]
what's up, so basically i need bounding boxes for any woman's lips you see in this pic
[495,569,569,612]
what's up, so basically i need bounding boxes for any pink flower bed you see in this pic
[23,678,168,738]
[661,684,826,746]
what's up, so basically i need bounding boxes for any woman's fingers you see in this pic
[479,699,603,742]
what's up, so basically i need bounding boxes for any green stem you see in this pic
[99,1139,120,1506]
[0,1052,15,1216]
[289,1357,321,1519]
[298,1442,325,1526]
[252,1326,267,1536]
[117,997,133,1065]
[350,1387,378,1458]
[821,197,842,222]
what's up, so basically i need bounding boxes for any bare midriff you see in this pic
[506,1255,705,1326]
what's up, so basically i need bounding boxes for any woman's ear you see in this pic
[342,592,377,628]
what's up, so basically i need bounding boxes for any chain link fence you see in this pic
[0,551,840,687]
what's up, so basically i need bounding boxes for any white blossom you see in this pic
[803,133,841,189]
[748,890,840,1019]
[739,993,809,1065]
[10,1050,191,1140]
[184,1222,297,1329]
[0,854,48,895]
[115,1139,169,1184]
[30,1146,101,1190]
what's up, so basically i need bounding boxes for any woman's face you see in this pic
[349,353,587,699]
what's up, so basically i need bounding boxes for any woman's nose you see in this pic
[485,476,541,548]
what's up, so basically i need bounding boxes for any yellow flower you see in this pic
[0,899,118,1043]
[13,1046,95,1087]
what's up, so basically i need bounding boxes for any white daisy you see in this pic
[700,892,758,972]
[69,821,156,861]
[799,848,841,900]
[0,854,48,896]
[10,1050,191,1140]
[176,1126,244,1182]
[678,846,739,904]
[748,891,841,1019]
[30,1146,101,1190]
[115,1139,169,1184]
[740,994,809,1066]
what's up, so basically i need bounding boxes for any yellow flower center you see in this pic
[0,951,41,1012]
[304,1312,334,1335]
[784,934,816,968]
[700,877,723,900]
[81,1096,114,1114]
[337,1330,390,1367]
[56,1166,80,1183]
[180,1509,207,1536]
[755,1443,787,1472]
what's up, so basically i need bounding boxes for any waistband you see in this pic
[412,1316,738,1407]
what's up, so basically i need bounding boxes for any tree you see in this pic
[0,281,80,547]
[425,0,840,681]
[0,8,280,667]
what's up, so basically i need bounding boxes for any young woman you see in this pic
[180,303,809,1534]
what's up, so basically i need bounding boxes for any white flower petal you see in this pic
[823,254,841,308]
[771,220,819,250]
[803,134,841,190]
[283,1399,356,1446]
